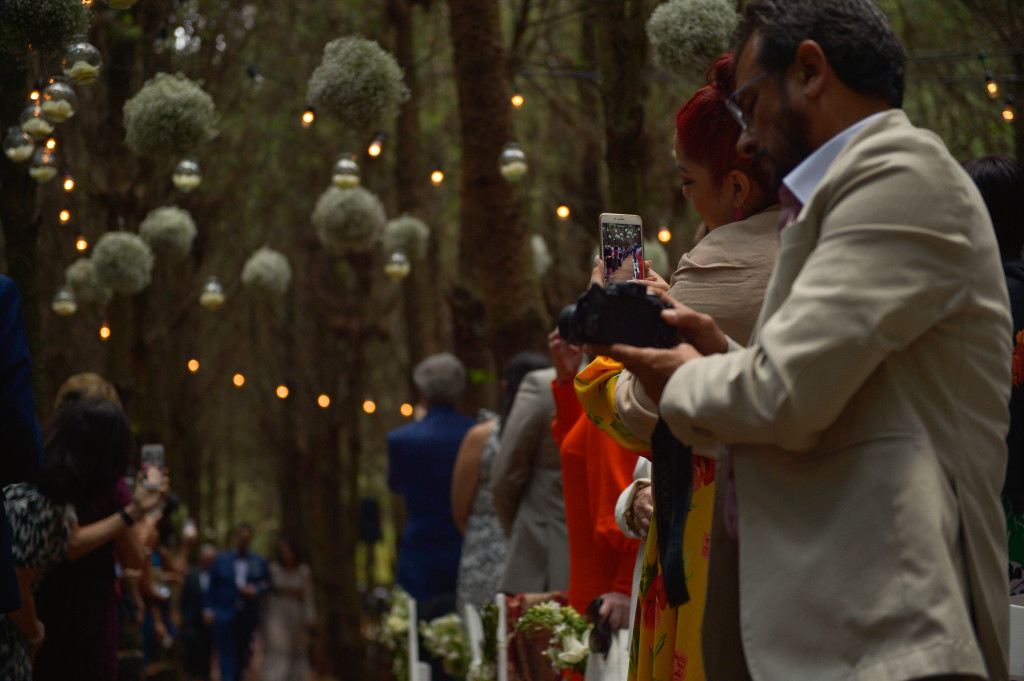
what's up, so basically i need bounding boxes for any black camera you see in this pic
[558,282,678,349]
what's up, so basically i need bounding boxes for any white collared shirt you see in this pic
[782,111,886,205]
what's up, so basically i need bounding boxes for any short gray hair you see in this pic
[413,353,467,405]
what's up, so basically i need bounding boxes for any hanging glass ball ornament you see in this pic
[172,159,202,192]
[62,38,103,85]
[41,80,78,123]
[3,127,34,163]
[28,148,59,183]
[499,142,528,181]
[331,155,360,189]
[20,104,54,140]
[51,287,77,317]
[103,0,139,8]
[384,252,411,280]
[199,276,226,310]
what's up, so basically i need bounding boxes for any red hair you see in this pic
[674,54,769,190]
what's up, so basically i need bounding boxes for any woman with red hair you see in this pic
[575,54,779,681]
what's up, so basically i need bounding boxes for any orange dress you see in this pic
[550,379,641,613]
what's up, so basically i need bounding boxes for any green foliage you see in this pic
[312,186,386,255]
[91,232,154,295]
[646,0,739,77]
[0,0,88,56]
[139,206,198,258]
[307,36,411,128]
[383,215,430,260]
[123,73,218,157]
[241,246,291,297]
[64,258,112,306]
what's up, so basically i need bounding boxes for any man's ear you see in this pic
[794,39,827,100]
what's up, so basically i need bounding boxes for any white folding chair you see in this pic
[406,598,432,681]
[496,594,509,681]
[464,604,484,665]
[1010,603,1024,681]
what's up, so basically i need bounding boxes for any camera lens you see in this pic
[557,304,578,343]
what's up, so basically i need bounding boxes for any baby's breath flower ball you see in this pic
[91,232,154,295]
[65,257,113,306]
[123,73,218,157]
[312,186,386,255]
[382,215,429,261]
[644,239,671,278]
[647,0,739,77]
[241,247,291,297]
[0,0,89,57]
[307,37,410,128]
[532,235,553,276]
[139,206,198,258]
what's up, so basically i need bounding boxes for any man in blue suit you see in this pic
[0,275,43,614]
[204,523,270,681]
[387,352,475,612]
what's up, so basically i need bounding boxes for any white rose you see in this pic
[556,634,589,665]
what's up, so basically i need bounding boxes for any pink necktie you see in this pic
[778,184,803,230]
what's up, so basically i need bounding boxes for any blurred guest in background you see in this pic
[259,538,316,681]
[181,543,217,681]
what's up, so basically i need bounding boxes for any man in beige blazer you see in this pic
[599,1,1011,680]
[491,367,571,594]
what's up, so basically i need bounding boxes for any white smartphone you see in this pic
[141,444,165,490]
[599,213,644,283]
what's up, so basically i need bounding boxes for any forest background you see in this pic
[0,0,1020,677]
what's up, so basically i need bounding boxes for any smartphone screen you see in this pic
[600,215,644,283]
[141,444,165,490]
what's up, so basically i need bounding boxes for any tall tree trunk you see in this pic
[448,0,549,377]
[595,0,651,214]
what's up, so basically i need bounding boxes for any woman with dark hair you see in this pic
[575,53,779,681]
[964,155,1024,593]
[259,538,316,681]
[0,398,167,679]
[451,351,551,611]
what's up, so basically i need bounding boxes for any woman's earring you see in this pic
[734,208,743,221]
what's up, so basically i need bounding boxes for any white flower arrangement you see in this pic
[377,585,411,681]
[311,186,386,255]
[531,235,552,276]
[123,73,218,157]
[514,600,591,675]
[420,613,470,679]
[241,247,291,297]
[644,239,671,278]
[307,37,410,128]
[0,0,89,56]
[64,258,112,306]
[91,232,154,295]
[139,206,198,258]
[382,215,430,261]
[647,0,739,77]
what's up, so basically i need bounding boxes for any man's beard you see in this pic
[761,90,816,195]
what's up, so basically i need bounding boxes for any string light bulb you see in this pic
[187,359,200,373]
[62,172,75,192]
[362,399,377,414]
[29,90,40,101]
[301,106,315,127]
[657,222,672,243]
[317,394,330,408]
[985,71,1000,99]
[59,207,71,223]
[1004,96,1016,123]
[511,87,524,108]
[75,235,88,251]
[430,168,445,185]
[45,138,56,150]
[367,132,385,158]
[400,403,414,417]
[233,373,245,387]
[99,321,111,340]
[276,385,289,399]
[556,204,571,220]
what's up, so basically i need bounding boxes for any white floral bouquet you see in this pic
[514,600,591,674]
[378,585,411,680]
[421,613,470,679]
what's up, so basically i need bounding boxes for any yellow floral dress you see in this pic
[575,358,712,681]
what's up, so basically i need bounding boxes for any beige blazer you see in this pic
[491,368,570,594]
[660,110,1011,681]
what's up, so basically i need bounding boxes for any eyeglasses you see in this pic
[725,69,774,132]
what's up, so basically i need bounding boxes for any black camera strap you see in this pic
[651,418,693,608]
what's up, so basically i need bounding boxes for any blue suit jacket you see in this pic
[386,404,475,601]
[203,550,271,627]
[0,276,43,613]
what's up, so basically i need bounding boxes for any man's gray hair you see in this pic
[413,353,467,406]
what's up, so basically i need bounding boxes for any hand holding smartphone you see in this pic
[600,213,644,283]
[141,444,165,490]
